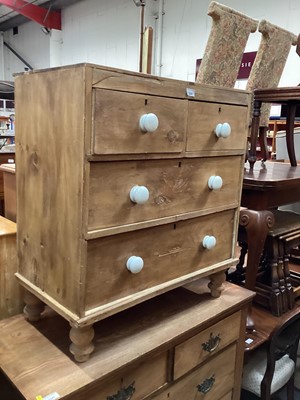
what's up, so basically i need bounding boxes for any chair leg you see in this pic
[287,374,295,400]
[261,383,272,400]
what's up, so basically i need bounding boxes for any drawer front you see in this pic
[186,101,248,152]
[221,392,233,400]
[87,156,242,232]
[72,351,167,400]
[92,89,186,154]
[152,345,236,400]
[85,209,236,310]
[174,311,241,379]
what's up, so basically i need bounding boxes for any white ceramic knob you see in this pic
[208,175,223,190]
[130,185,150,204]
[202,235,217,250]
[215,122,231,138]
[139,113,159,132]
[126,256,144,274]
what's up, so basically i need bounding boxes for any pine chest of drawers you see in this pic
[15,64,251,361]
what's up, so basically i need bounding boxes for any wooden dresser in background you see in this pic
[0,163,16,222]
[0,215,23,319]
[0,152,14,214]
[14,64,251,364]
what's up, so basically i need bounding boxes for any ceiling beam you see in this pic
[0,0,61,30]
[0,0,84,31]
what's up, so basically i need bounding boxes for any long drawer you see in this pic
[87,156,242,232]
[152,344,236,400]
[85,209,236,310]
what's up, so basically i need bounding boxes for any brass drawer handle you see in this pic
[197,375,215,394]
[202,333,221,352]
[107,382,135,400]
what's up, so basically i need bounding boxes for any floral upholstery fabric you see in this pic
[196,1,258,88]
[246,20,298,126]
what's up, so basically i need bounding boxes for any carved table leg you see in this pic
[286,102,297,166]
[208,270,225,298]
[240,209,274,290]
[269,257,283,316]
[23,290,45,322]
[248,99,262,170]
[69,323,95,362]
[258,126,269,163]
[239,209,274,329]
[266,237,284,316]
[283,253,295,309]
[277,256,288,314]
[233,240,248,284]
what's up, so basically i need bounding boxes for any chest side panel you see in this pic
[15,67,87,314]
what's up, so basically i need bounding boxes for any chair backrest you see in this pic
[242,310,300,399]
[246,20,298,127]
[261,311,300,398]
[196,1,258,88]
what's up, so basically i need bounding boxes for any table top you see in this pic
[245,301,300,352]
[243,161,300,190]
[242,161,300,210]
[254,86,300,103]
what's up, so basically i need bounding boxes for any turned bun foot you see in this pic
[69,323,95,362]
[208,271,225,298]
[23,291,45,322]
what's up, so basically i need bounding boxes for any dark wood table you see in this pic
[245,301,300,352]
[240,161,300,327]
[242,161,300,290]
[248,86,300,168]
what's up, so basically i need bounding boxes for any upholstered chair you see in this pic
[196,1,258,88]
[241,312,300,400]
[246,20,298,162]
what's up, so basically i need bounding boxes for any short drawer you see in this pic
[186,101,248,153]
[73,351,168,400]
[87,156,243,232]
[152,344,236,400]
[174,311,241,379]
[92,89,186,154]
[85,209,236,310]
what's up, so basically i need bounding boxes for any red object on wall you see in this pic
[0,0,61,30]
[237,51,257,79]
[195,51,257,81]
